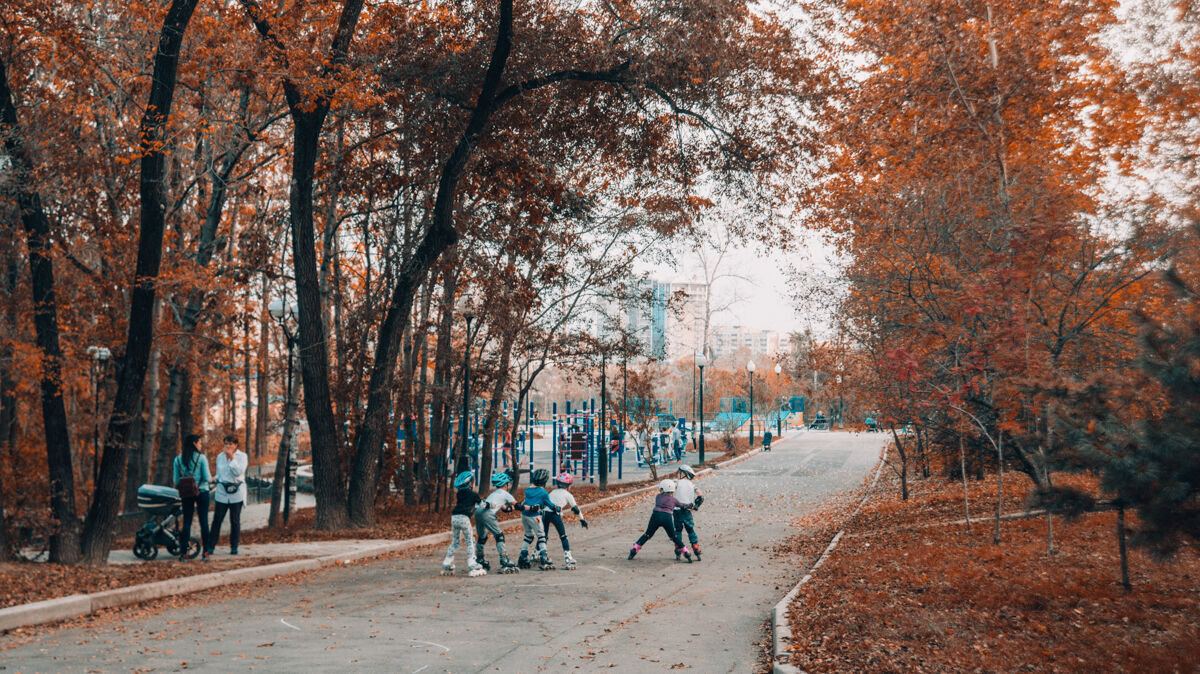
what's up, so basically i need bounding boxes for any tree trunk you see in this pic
[511,376,526,493]
[416,301,433,504]
[396,334,418,506]
[180,367,195,443]
[138,350,162,488]
[345,0,515,524]
[917,426,930,479]
[155,365,184,484]
[288,113,349,530]
[239,0,368,532]
[255,275,270,459]
[959,434,970,533]
[477,321,519,492]
[0,256,19,561]
[243,310,253,454]
[129,325,161,507]
[81,0,201,564]
[890,425,909,501]
[993,432,1004,545]
[426,263,459,514]
[268,350,302,528]
[1117,501,1131,591]
[1,58,82,564]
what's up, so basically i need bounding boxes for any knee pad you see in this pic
[495,532,505,543]
[559,533,569,544]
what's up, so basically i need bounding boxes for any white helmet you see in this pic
[659,479,676,493]
[677,465,696,479]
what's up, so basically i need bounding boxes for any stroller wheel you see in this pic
[185,537,202,559]
[133,539,157,560]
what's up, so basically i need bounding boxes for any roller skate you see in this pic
[538,551,555,570]
[467,560,487,577]
[628,544,640,560]
[691,543,702,562]
[562,551,577,570]
[517,550,531,569]
[439,557,455,576]
[476,555,491,572]
[675,546,693,563]
[498,554,520,574]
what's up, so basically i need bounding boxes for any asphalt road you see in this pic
[2,431,886,673]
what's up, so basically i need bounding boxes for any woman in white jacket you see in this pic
[209,434,248,555]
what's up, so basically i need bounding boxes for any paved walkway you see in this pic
[2,430,887,672]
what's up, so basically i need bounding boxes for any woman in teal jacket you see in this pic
[173,434,212,560]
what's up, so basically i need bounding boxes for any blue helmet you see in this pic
[453,471,474,489]
[491,472,512,488]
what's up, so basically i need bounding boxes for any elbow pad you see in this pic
[571,506,581,516]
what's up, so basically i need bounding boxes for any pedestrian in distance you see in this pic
[763,429,773,452]
[475,471,520,574]
[628,479,693,563]
[518,468,557,570]
[442,470,487,577]
[544,472,588,570]
[672,465,704,561]
[173,433,212,561]
[208,434,247,556]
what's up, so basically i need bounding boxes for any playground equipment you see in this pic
[766,396,806,433]
[708,397,750,433]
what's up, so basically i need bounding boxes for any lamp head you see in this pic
[87,346,111,362]
[269,298,293,321]
[774,363,782,375]
[747,360,756,373]
[695,353,708,369]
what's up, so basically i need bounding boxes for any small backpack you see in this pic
[176,457,200,499]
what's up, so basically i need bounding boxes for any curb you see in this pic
[770,442,888,674]
[0,443,768,634]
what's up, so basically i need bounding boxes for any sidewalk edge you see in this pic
[769,440,888,673]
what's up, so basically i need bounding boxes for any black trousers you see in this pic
[636,511,684,549]
[543,511,570,552]
[210,500,243,552]
[180,491,211,553]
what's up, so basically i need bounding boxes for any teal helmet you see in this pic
[530,468,550,486]
[454,471,475,489]
[491,472,512,488]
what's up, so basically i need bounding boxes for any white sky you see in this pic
[669,228,841,336]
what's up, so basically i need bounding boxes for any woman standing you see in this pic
[173,434,212,561]
[209,434,248,555]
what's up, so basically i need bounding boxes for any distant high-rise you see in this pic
[616,280,786,362]
[707,324,788,361]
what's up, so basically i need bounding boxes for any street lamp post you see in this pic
[696,353,707,465]
[268,299,297,523]
[599,351,608,490]
[86,346,111,499]
[747,360,756,447]
[774,363,783,438]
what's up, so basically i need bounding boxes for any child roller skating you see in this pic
[440,471,487,577]
[518,469,558,570]
[673,465,704,561]
[628,479,692,562]
[545,472,588,570]
[476,471,520,574]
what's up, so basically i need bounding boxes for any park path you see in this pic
[2,431,886,673]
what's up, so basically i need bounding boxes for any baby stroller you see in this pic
[133,484,201,560]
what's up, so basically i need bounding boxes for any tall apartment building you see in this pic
[707,324,787,361]
[624,280,709,361]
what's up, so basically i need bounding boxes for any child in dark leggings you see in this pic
[628,479,692,562]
